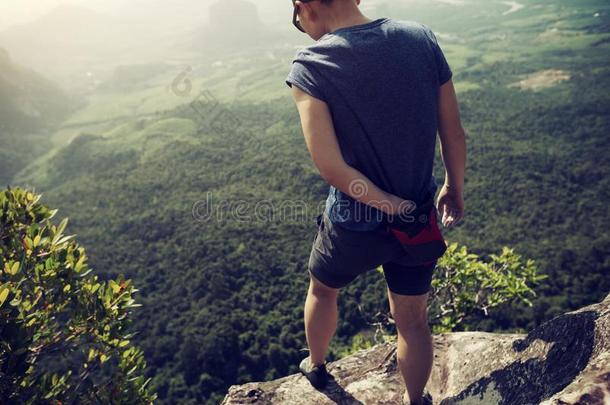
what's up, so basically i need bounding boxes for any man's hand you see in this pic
[436,184,464,227]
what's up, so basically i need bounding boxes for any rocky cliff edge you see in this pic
[222,293,610,405]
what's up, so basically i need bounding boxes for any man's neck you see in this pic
[324,13,374,34]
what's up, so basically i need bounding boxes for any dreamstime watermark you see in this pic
[191,193,322,223]
[191,180,429,225]
[170,65,242,134]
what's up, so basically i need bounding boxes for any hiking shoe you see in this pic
[299,356,331,390]
[402,389,433,405]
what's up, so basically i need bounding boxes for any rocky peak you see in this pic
[222,293,610,404]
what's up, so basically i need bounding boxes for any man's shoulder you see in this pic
[292,36,341,62]
[386,19,434,40]
[386,18,424,29]
[289,19,432,64]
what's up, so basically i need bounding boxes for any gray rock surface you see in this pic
[222,293,610,404]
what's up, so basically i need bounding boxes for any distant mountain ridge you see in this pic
[189,0,279,55]
[0,48,74,185]
[0,47,73,131]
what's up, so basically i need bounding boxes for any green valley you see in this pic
[2,0,609,403]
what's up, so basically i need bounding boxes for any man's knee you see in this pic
[308,270,340,297]
[387,288,429,328]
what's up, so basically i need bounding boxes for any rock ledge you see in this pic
[222,293,610,404]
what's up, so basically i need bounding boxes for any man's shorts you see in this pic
[307,211,443,296]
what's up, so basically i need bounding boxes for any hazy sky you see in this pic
[0,0,392,31]
[0,0,92,29]
[0,0,304,30]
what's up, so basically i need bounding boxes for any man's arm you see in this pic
[438,79,466,190]
[290,85,413,216]
[436,79,466,226]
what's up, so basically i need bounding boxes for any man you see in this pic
[285,0,466,404]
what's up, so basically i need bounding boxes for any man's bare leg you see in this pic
[304,270,340,366]
[387,287,433,405]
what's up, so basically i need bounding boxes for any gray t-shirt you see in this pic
[285,17,452,231]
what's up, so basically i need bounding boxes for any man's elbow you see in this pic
[439,127,466,143]
[318,167,338,184]
[317,163,345,186]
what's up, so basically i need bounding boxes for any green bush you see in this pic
[0,187,157,404]
[365,241,549,335]
[430,242,548,333]
[341,242,549,355]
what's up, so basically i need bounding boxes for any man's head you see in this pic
[292,0,366,41]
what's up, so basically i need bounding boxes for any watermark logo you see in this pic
[189,179,426,226]
[348,179,368,198]
[171,66,193,97]
[170,65,242,134]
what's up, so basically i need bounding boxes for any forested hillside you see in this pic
[0,48,75,185]
[7,0,610,403]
